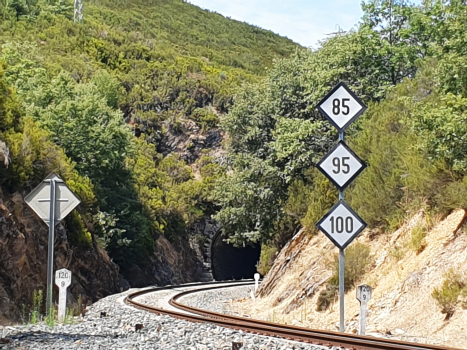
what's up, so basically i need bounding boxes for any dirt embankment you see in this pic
[237,209,467,348]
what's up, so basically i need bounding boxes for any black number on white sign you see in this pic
[330,216,353,234]
[332,157,350,174]
[332,98,350,115]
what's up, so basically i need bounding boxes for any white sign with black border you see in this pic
[317,82,367,132]
[316,200,367,250]
[317,141,367,191]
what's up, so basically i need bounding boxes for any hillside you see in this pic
[0,0,299,323]
[215,1,467,348]
[0,0,299,263]
[3,0,467,334]
[237,209,467,348]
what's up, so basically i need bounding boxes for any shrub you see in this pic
[195,234,207,246]
[348,92,437,231]
[432,269,467,318]
[190,107,219,131]
[256,245,278,276]
[409,225,427,254]
[433,176,467,213]
[301,170,338,236]
[329,242,372,289]
[30,289,43,324]
[389,246,405,261]
[317,242,371,312]
[316,284,338,312]
[66,211,93,248]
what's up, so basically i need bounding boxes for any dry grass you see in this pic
[235,209,467,348]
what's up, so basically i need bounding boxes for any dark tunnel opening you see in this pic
[211,232,261,281]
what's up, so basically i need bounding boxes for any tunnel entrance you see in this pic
[211,232,261,281]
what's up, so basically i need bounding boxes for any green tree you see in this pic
[216,7,424,245]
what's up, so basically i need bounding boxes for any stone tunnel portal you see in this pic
[211,232,261,281]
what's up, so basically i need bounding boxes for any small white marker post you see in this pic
[55,268,72,322]
[356,284,372,335]
[254,273,260,293]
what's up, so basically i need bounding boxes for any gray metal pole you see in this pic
[46,179,56,317]
[339,248,345,332]
[338,130,345,332]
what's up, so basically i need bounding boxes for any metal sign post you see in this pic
[316,82,367,333]
[74,0,83,23]
[25,173,80,318]
[55,269,72,322]
[46,177,56,316]
[338,131,345,333]
[356,284,372,335]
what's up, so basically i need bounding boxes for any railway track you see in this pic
[124,280,462,350]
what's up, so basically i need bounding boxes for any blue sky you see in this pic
[187,0,365,48]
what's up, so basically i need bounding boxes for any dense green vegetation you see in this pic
[216,0,467,277]
[3,0,467,293]
[0,0,298,270]
[215,0,422,247]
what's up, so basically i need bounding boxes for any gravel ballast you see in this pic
[0,286,330,349]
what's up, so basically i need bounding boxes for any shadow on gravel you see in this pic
[2,329,134,344]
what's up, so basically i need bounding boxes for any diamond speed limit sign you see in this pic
[317,82,367,132]
[317,141,367,191]
[316,200,367,249]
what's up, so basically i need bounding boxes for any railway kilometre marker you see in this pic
[55,268,72,322]
[357,284,372,335]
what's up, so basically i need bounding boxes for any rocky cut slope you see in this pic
[0,187,218,324]
[239,209,467,348]
[0,190,128,324]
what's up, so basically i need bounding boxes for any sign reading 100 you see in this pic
[329,215,353,234]
[316,200,366,249]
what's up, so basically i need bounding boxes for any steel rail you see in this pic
[125,281,462,350]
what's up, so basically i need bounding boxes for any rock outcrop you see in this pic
[0,190,128,325]
[158,120,224,164]
[120,234,209,287]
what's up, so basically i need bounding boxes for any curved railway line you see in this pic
[124,280,462,350]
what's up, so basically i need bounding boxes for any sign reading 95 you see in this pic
[317,141,367,191]
[316,200,367,250]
